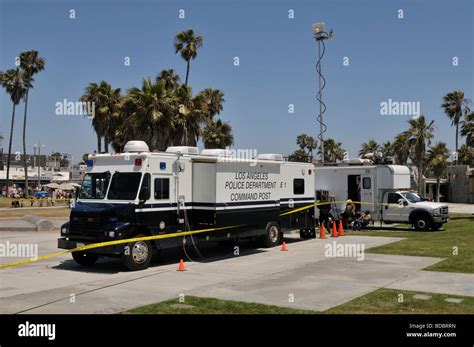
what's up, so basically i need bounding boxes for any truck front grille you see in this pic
[69,216,103,240]
[441,206,449,215]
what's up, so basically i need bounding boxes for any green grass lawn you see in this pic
[348,218,474,274]
[125,291,474,314]
[326,288,474,314]
[126,296,313,314]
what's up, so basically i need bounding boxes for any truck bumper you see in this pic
[432,215,449,224]
[57,238,125,255]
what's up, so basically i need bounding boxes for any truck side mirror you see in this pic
[139,188,150,203]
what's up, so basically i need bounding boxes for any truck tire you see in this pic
[121,234,153,271]
[72,251,99,267]
[261,222,281,248]
[413,215,432,231]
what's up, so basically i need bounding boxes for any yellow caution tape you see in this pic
[0,224,245,269]
[0,199,402,269]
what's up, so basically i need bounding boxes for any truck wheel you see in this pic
[261,222,281,248]
[72,251,99,267]
[413,215,432,231]
[121,234,153,271]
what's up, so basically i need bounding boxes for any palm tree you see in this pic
[80,83,103,152]
[427,142,449,202]
[318,138,345,163]
[156,69,180,91]
[122,78,171,151]
[174,29,203,86]
[305,136,317,158]
[406,115,435,196]
[457,144,473,165]
[80,81,121,153]
[441,91,471,160]
[0,69,29,197]
[381,141,394,164]
[19,50,45,197]
[97,81,121,152]
[202,119,234,149]
[392,131,411,165]
[296,134,309,151]
[359,139,380,158]
[460,109,474,147]
[196,88,225,122]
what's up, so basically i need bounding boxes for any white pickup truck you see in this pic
[382,190,449,230]
[314,164,449,231]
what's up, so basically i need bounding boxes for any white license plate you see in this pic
[76,242,85,247]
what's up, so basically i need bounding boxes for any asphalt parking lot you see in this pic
[2,228,473,314]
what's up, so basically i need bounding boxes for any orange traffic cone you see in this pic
[331,221,338,237]
[338,219,345,237]
[319,224,327,239]
[177,259,186,272]
[281,242,288,251]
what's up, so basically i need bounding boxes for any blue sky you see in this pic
[0,0,472,163]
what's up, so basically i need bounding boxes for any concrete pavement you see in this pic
[3,230,470,313]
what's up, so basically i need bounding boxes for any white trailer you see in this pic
[314,164,449,231]
[59,141,316,270]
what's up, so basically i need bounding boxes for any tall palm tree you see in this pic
[0,69,29,197]
[97,81,121,152]
[460,109,474,147]
[80,81,121,153]
[305,136,317,158]
[427,142,449,202]
[170,85,204,147]
[392,131,411,165]
[359,139,380,158]
[122,78,171,151]
[174,29,203,86]
[156,68,180,91]
[407,115,435,196]
[441,91,471,160]
[19,50,45,197]
[202,119,234,149]
[318,138,345,163]
[80,83,103,152]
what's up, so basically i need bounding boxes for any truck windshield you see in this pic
[79,172,111,199]
[107,172,142,200]
[401,192,421,203]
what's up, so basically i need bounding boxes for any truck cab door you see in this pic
[384,192,404,222]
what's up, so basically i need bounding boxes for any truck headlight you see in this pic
[61,227,68,236]
[432,208,441,215]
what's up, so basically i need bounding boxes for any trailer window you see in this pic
[107,173,142,200]
[362,177,371,189]
[79,172,110,199]
[154,178,170,200]
[293,178,305,195]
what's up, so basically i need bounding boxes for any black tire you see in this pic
[261,222,281,248]
[121,234,153,271]
[72,251,99,267]
[413,215,432,231]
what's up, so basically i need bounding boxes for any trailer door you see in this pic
[360,174,375,211]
